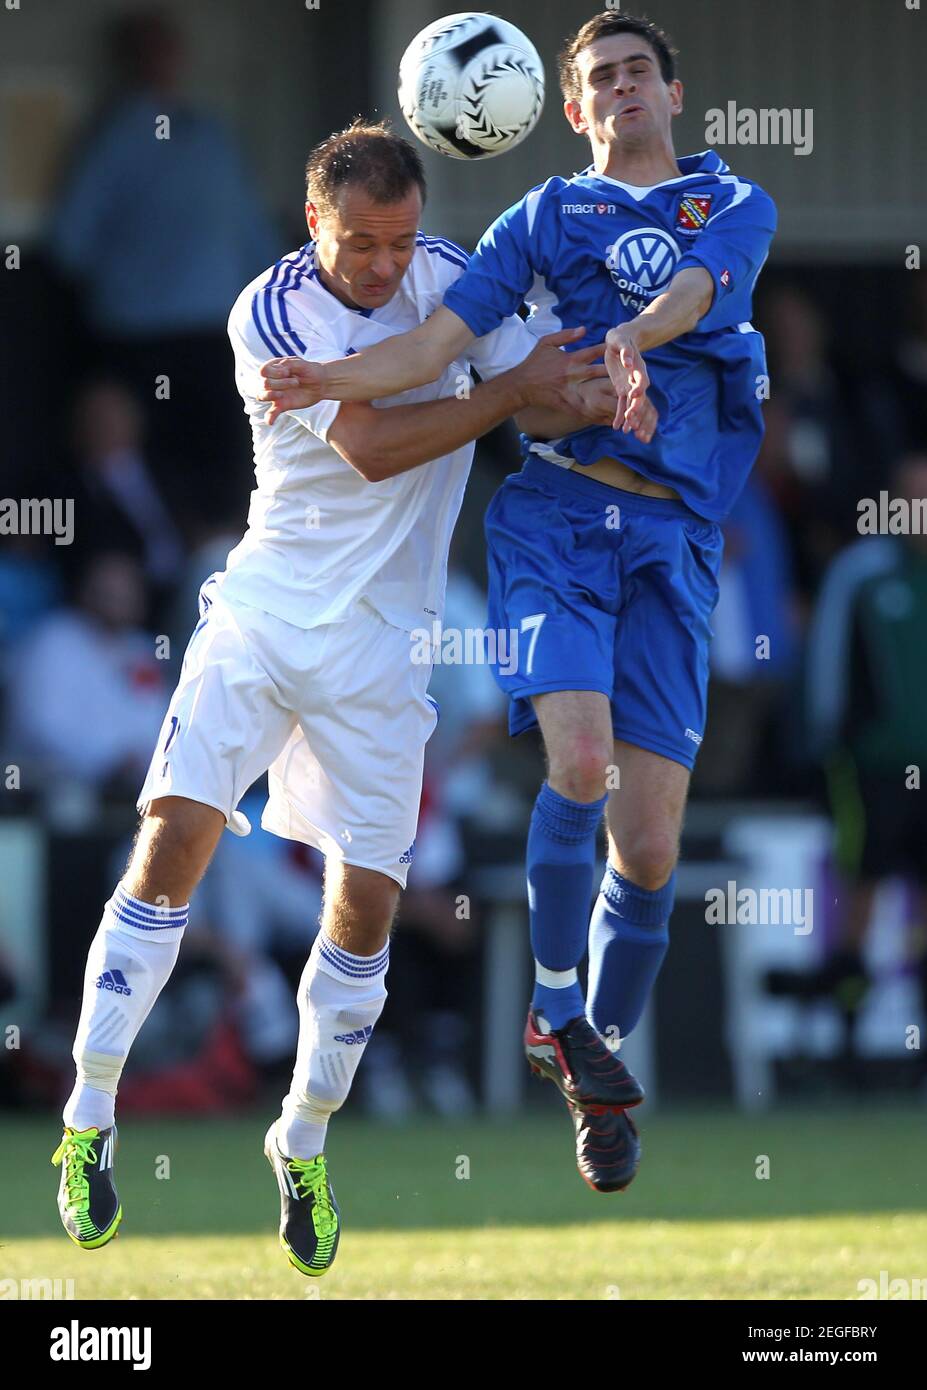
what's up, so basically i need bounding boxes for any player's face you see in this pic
[566,34,682,151]
[308,186,422,310]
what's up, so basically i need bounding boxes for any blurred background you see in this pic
[1,0,926,1132]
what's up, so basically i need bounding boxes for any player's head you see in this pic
[305,119,426,310]
[558,12,682,158]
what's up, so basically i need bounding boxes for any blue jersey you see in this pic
[443,150,776,522]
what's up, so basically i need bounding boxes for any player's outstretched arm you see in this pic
[605,267,714,431]
[326,328,607,482]
[259,306,476,422]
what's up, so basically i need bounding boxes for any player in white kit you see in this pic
[50,121,622,1277]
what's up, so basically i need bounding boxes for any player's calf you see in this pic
[64,797,221,1122]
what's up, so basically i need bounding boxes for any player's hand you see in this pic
[515,327,610,412]
[566,378,659,444]
[258,356,330,425]
[604,326,650,432]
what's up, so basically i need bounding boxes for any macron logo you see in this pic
[96,970,132,996]
[333,1026,373,1045]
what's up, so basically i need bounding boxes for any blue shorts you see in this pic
[484,457,724,770]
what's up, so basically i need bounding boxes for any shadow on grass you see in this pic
[4,1103,926,1239]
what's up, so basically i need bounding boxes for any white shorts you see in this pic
[138,576,438,887]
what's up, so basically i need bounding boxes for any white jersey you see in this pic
[219,235,536,632]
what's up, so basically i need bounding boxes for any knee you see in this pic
[127,797,222,902]
[548,736,613,803]
[324,868,398,953]
[617,828,679,891]
[340,915,393,956]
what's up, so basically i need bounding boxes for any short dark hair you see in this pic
[558,11,678,102]
[305,118,427,221]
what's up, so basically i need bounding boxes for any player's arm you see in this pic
[260,306,475,411]
[604,268,713,430]
[327,328,608,482]
[516,377,658,445]
[606,188,778,430]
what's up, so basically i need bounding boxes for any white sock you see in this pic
[63,883,188,1132]
[278,932,389,1159]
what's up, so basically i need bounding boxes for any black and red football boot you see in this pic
[524,1008,645,1112]
[569,1102,641,1192]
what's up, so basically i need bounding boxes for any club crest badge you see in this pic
[675,195,713,234]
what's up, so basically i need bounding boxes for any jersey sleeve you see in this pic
[228,288,348,442]
[464,312,537,379]
[415,237,537,380]
[676,185,777,333]
[442,191,540,338]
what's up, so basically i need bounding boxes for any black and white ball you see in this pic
[398,12,545,161]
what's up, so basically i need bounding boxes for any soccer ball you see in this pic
[398,11,545,161]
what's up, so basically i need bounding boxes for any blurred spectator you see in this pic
[0,535,62,660]
[883,274,927,454]
[5,552,168,807]
[63,379,187,625]
[758,285,872,595]
[695,474,800,797]
[769,453,927,1052]
[50,8,276,522]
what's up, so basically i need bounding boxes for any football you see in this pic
[398,11,545,161]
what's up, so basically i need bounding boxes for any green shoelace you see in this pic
[51,1130,99,1211]
[287,1156,338,1238]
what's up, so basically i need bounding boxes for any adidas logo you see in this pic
[399,840,416,864]
[333,1026,373,1045]
[95,969,132,996]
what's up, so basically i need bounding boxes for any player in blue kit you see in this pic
[260,11,777,1193]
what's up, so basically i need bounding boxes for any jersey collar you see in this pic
[576,150,730,200]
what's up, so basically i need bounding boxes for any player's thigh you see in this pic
[611,515,722,770]
[139,580,299,829]
[606,739,691,887]
[485,470,619,741]
[532,689,615,801]
[125,796,227,905]
[263,602,438,890]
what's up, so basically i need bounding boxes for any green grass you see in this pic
[4,1104,926,1299]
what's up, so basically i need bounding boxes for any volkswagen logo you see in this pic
[605,227,680,298]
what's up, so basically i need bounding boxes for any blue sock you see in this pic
[528,781,606,1030]
[586,866,675,1041]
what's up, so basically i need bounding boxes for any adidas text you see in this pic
[334,1027,373,1045]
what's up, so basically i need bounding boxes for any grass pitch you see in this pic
[3,1104,925,1299]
